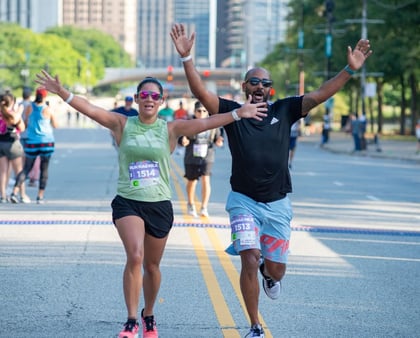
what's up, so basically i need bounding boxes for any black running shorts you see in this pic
[111,195,174,238]
[184,162,214,180]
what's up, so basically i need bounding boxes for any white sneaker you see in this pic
[36,197,45,204]
[259,259,281,300]
[187,204,197,217]
[20,195,31,203]
[200,207,209,217]
[245,324,265,337]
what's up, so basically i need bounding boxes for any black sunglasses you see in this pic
[246,77,273,88]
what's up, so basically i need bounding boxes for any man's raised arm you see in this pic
[170,23,220,114]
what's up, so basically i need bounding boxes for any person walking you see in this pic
[10,87,57,204]
[0,91,28,203]
[179,101,223,217]
[35,70,266,338]
[288,120,300,170]
[358,113,367,150]
[320,111,331,146]
[350,113,362,152]
[171,23,372,338]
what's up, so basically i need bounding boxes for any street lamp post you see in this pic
[325,0,334,80]
[360,0,367,118]
[298,2,305,96]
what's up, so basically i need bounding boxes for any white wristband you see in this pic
[65,92,74,104]
[231,109,241,121]
[180,55,192,62]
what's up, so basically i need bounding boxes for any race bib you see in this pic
[128,160,160,188]
[193,143,208,157]
[230,214,256,246]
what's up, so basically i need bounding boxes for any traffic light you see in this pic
[203,69,211,77]
[167,65,173,82]
[325,0,335,13]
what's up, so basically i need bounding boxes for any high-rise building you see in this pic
[217,0,288,69]
[1,0,288,71]
[0,0,62,33]
[136,0,174,68]
[173,0,217,68]
[136,0,216,69]
[62,0,137,62]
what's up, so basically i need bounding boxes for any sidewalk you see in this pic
[302,131,420,164]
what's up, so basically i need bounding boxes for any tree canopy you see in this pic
[0,23,132,93]
[260,0,419,134]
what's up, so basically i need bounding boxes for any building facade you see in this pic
[1,0,288,70]
[0,0,62,33]
[217,0,288,69]
[62,0,137,62]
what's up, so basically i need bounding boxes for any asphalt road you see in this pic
[0,125,419,338]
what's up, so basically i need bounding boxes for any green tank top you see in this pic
[117,116,171,201]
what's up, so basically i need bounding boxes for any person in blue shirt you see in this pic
[10,87,58,204]
[112,96,139,117]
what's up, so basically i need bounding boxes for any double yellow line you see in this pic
[170,157,272,338]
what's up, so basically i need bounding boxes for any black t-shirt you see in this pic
[182,128,221,165]
[219,96,303,202]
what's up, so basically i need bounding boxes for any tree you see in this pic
[369,0,419,135]
[0,23,83,91]
[45,26,133,77]
[260,0,419,135]
[0,23,133,94]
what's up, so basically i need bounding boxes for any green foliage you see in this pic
[46,26,133,71]
[0,23,132,93]
[259,0,419,135]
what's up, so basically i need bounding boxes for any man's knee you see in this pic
[240,249,260,270]
[265,260,286,281]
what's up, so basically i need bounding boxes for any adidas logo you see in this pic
[270,117,279,125]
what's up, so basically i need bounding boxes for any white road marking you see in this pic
[366,195,380,201]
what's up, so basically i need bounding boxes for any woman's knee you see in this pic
[143,261,160,276]
[126,249,144,267]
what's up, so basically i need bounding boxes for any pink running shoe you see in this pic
[118,320,139,338]
[141,309,158,338]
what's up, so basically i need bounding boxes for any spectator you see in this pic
[174,100,188,120]
[359,114,367,150]
[321,111,331,146]
[112,96,138,117]
[288,120,300,169]
[350,113,362,152]
[158,101,174,122]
